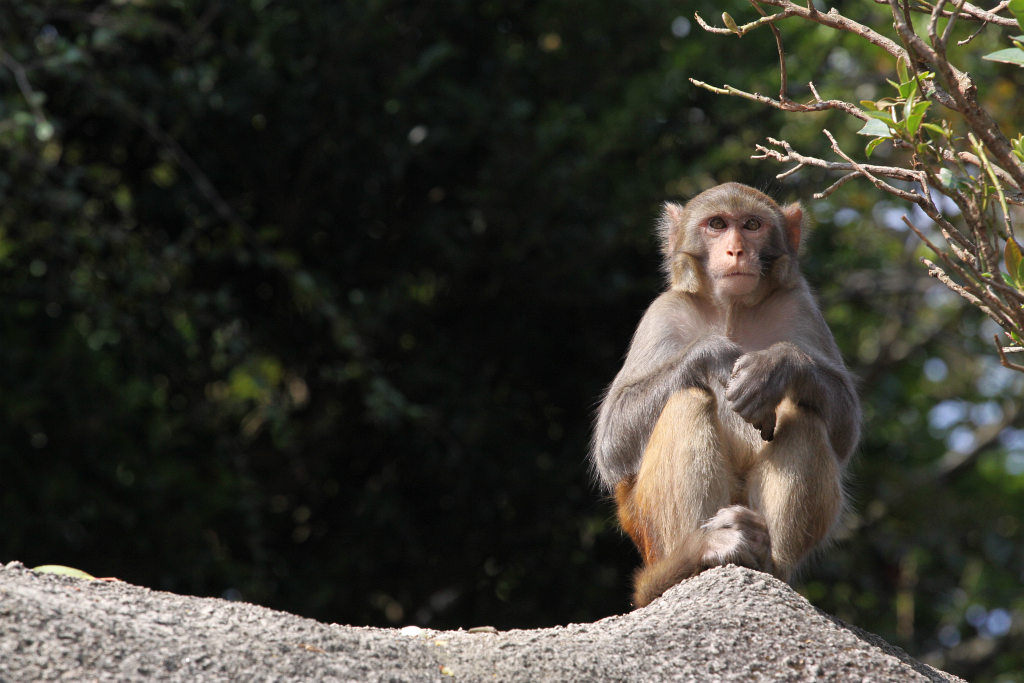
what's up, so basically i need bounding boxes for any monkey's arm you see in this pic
[726,317,860,461]
[591,295,741,490]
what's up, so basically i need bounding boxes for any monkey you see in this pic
[591,182,859,608]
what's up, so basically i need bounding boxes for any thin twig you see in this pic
[888,0,1024,189]
[871,0,1016,27]
[823,129,924,202]
[996,335,1024,371]
[923,259,1015,331]
[0,48,50,128]
[957,20,987,45]
[814,172,861,199]
[750,0,790,100]
[688,79,869,119]
[753,137,923,184]
[694,8,797,36]
[939,0,969,54]
[753,0,907,59]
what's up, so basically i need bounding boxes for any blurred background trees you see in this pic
[1,1,1022,679]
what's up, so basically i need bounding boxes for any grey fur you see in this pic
[591,185,860,491]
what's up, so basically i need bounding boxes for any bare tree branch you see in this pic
[871,0,1017,27]
[887,0,1024,188]
[694,0,1024,372]
[0,48,50,129]
[693,8,797,36]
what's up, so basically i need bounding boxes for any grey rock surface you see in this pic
[0,561,959,681]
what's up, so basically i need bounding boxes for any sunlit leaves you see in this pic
[722,11,741,36]
[983,47,1024,66]
[1005,238,1024,289]
[857,116,892,138]
[32,565,96,580]
[1009,0,1024,30]
[983,19,1024,65]
[856,68,934,157]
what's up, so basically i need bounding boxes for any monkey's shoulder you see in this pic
[640,290,707,333]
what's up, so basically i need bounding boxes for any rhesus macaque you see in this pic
[592,182,859,608]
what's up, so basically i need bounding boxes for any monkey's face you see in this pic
[701,213,771,299]
[659,183,801,297]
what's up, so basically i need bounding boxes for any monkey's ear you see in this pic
[658,202,686,258]
[767,253,798,289]
[781,202,804,254]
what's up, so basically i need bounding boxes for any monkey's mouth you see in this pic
[722,271,757,278]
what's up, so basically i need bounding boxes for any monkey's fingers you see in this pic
[758,413,776,442]
[726,386,762,422]
[723,376,753,409]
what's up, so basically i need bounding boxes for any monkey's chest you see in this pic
[720,315,794,352]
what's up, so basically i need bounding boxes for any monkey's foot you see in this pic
[699,505,773,573]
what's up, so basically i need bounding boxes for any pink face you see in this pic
[701,213,770,298]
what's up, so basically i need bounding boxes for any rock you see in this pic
[0,561,960,681]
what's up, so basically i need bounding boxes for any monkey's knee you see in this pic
[657,386,717,423]
[645,387,720,459]
[771,399,831,449]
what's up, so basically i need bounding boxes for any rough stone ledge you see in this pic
[0,561,960,681]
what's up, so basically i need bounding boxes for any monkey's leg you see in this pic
[633,387,733,558]
[747,397,843,580]
[619,387,734,606]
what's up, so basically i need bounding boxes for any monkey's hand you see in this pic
[726,343,808,441]
[677,335,742,391]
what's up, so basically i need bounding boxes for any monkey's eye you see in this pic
[708,216,726,230]
[743,217,762,231]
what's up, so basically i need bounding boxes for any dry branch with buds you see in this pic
[692,0,1024,371]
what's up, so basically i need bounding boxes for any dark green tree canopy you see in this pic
[2,2,1023,679]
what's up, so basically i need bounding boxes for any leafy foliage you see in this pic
[695,0,1024,379]
[691,2,1024,677]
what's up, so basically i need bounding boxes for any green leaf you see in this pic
[722,12,741,35]
[1006,238,1024,287]
[1016,250,1024,285]
[897,54,909,83]
[866,137,887,158]
[32,565,96,580]
[860,100,879,111]
[865,110,896,126]
[1010,0,1024,30]
[1003,239,1024,290]
[898,79,918,101]
[857,118,892,138]
[906,101,930,136]
[1013,135,1024,161]
[921,123,946,137]
[983,47,1024,66]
